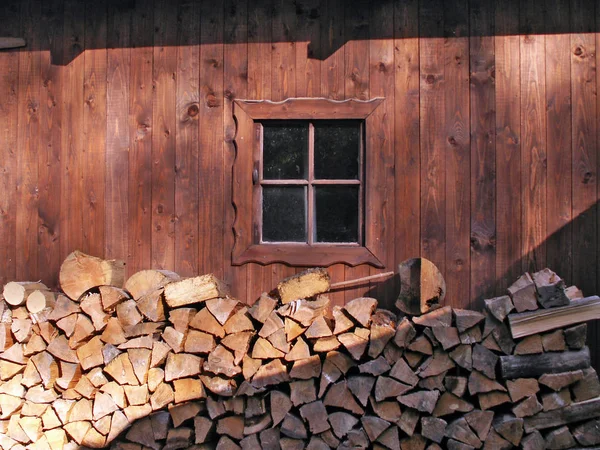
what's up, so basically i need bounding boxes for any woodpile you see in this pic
[0,252,600,449]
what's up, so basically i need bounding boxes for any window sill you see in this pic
[232,244,384,268]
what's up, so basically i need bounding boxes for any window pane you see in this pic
[263,122,308,179]
[263,186,306,242]
[314,186,359,243]
[314,122,360,180]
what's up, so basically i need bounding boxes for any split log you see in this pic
[465,410,494,441]
[544,426,576,449]
[499,347,590,379]
[493,414,524,446]
[564,323,587,349]
[572,368,600,402]
[512,395,543,418]
[507,273,538,312]
[26,290,55,314]
[508,296,600,338]
[59,251,125,301]
[124,269,180,300]
[413,306,452,328]
[276,268,330,304]
[3,282,49,307]
[523,397,600,432]
[572,418,600,446]
[163,275,228,308]
[395,257,446,315]
[532,268,569,308]
[484,295,514,322]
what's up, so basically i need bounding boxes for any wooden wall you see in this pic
[0,0,599,360]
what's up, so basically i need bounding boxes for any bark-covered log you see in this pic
[499,348,590,379]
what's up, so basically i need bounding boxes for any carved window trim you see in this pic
[232,97,386,268]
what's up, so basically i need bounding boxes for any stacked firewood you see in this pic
[1,252,600,449]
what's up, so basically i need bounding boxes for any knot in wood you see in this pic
[574,46,584,57]
[187,104,199,117]
[426,74,435,85]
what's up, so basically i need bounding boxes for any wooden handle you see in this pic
[330,271,395,289]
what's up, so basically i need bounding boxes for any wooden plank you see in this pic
[343,0,370,302]
[61,0,86,262]
[444,0,470,308]
[38,0,63,287]
[571,0,597,294]
[394,0,420,303]
[151,0,177,270]
[572,0,598,370]
[16,0,42,280]
[469,0,495,308]
[247,0,273,304]
[106,2,131,263]
[495,0,521,293]
[368,1,394,307]
[545,0,572,281]
[596,0,600,371]
[419,0,446,289]
[320,0,345,307]
[295,0,320,97]
[128,0,153,274]
[0,0,20,285]
[199,0,224,280]
[224,0,249,299]
[174,0,200,276]
[520,0,547,273]
[271,0,297,290]
[83,0,107,258]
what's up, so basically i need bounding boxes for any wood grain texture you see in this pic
[469,0,496,308]
[444,0,470,308]
[61,0,85,262]
[320,0,345,307]
[344,0,370,302]
[419,0,446,289]
[368,1,395,307]
[83,0,107,258]
[0,0,21,284]
[128,0,153,275]
[545,0,572,282]
[38,0,63,287]
[247,0,273,303]
[295,0,320,98]
[16,0,42,280]
[106,2,131,262]
[224,0,249,299]
[495,0,522,293]
[198,0,224,280]
[394,0,420,299]
[520,0,547,274]
[174,0,200,276]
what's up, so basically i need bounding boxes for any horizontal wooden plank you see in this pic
[235,98,383,119]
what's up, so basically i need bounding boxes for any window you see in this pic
[232,98,386,268]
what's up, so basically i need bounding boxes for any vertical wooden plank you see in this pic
[572,0,598,368]
[0,0,21,284]
[520,0,547,273]
[295,0,320,97]
[16,0,41,280]
[271,0,297,289]
[224,0,249,300]
[443,0,470,308]
[571,0,597,294]
[38,0,63,287]
[61,0,85,261]
[495,0,521,292]
[368,0,395,307]
[343,0,370,302]
[545,0,572,282]
[419,0,446,285]
[106,2,131,263]
[596,0,600,372]
[129,0,153,274]
[469,0,496,308]
[320,0,346,307]
[394,0,420,299]
[199,0,224,279]
[174,0,200,276]
[152,0,177,270]
[83,0,107,258]
[247,0,273,303]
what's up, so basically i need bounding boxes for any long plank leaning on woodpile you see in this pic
[508,296,600,338]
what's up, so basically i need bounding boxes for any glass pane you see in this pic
[262,186,306,242]
[263,122,308,179]
[314,121,360,180]
[315,186,359,243]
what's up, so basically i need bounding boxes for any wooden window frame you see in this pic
[232,97,385,268]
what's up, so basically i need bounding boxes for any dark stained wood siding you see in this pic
[1,0,600,360]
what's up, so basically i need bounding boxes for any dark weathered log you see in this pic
[523,398,600,432]
[572,368,600,402]
[572,418,600,446]
[564,323,587,350]
[544,426,576,449]
[532,268,569,308]
[500,347,590,379]
[508,296,600,338]
[493,414,524,446]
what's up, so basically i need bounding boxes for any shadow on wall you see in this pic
[4,0,599,65]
